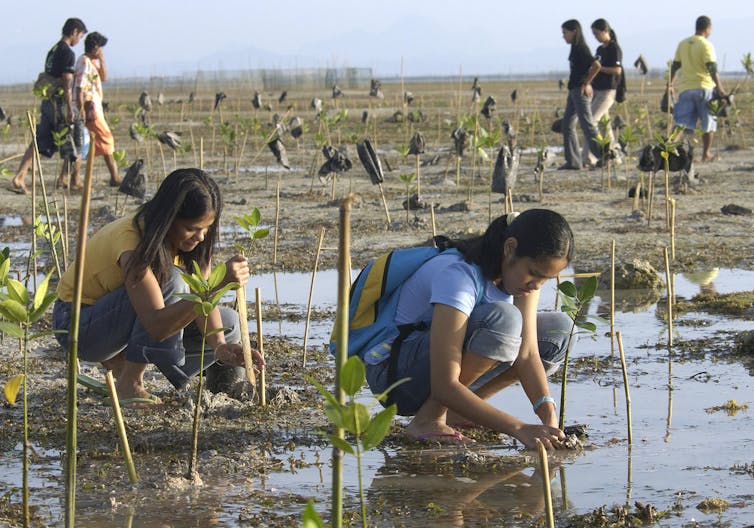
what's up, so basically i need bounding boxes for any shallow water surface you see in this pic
[2,268,753,526]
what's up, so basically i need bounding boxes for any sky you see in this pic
[3,0,754,85]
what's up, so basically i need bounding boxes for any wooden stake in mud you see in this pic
[332,195,354,528]
[65,131,96,528]
[255,287,266,407]
[616,331,633,445]
[535,439,555,528]
[105,371,138,484]
[236,283,257,388]
[663,247,673,348]
[302,227,325,367]
[430,203,436,238]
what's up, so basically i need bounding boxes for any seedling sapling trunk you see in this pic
[556,275,601,430]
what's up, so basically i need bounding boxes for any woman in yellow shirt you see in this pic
[52,168,260,402]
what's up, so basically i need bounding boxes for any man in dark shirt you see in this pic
[10,18,87,194]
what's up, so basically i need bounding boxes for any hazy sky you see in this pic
[3,0,753,84]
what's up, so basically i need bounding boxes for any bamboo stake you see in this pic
[105,371,138,484]
[535,439,555,528]
[273,178,282,331]
[616,332,633,445]
[302,227,326,367]
[158,143,167,180]
[0,152,23,165]
[332,195,354,528]
[430,203,436,238]
[663,247,673,348]
[65,131,96,528]
[255,287,265,407]
[199,137,204,170]
[236,282,256,388]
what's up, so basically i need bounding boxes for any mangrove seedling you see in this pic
[175,261,239,482]
[399,172,416,224]
[0,262,59,527]
[556,275,602,430]
[307,355,406,528]
[234,208,269,388]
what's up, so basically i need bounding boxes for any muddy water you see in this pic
[1,269,753,526]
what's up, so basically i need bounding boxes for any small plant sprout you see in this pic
[307,355,406,528]
[175,261,239,482]
[399,172,417,224]
[556,275,603,430]
[234,208,269,388]
[0,260,59,527]
[654,128,683,229]
[594,132,612,190]
[112,149,128,168]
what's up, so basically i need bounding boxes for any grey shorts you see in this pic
[365,302,572,416]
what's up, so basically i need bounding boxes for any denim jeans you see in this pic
[563,87,601,168]
[673,88,717,133]
[365,302,573,416]
[52,266,240,389]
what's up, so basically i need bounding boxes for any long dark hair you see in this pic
[448,209,574,280]
[128,168,222,284]
[591,18,618,44]
[562,19,586,48]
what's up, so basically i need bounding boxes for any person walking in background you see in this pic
[669,15,727,162]
[10,18,86,194]
[559,19,602,171]
[582,18,623,168]
[75,31,121,186]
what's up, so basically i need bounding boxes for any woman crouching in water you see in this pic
[53,168,262,403]
[366,209,574,449]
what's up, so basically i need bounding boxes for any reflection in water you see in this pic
[682,268,719,295]
[367,450,562,527]
[665,349,674,443]
[626,446,633,506]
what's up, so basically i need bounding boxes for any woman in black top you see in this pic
[582,18,623,167]
[559,19,601,170]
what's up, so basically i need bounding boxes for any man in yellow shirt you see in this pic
[669,15,727,162]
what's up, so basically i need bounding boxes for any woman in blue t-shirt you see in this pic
[365,209,574,450]
[559,19,602,170]
[582,18,624,167]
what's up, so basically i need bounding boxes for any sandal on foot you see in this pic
[117,393,161,408]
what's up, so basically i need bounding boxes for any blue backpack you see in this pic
[329,240,484,365]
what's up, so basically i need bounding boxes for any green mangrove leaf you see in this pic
[327,434,354,455]
[29,292,57,323]
[575,320,597,332]
[33,271,54,311]
[0,320,24,338]
[249,208,261,226]
[205,327,227,337]
[5,278,29,305]
[208,262,226,290]
[0,299,27,323]
[302,500,325,528]
[174,293,203,304]
[557,281,577,298]
[341,356,366,397]
[361,404,396,451]
[4,374,24,406]
[324,402,345,429]
[341,403,370,434]
[253,227,270,240]
[577,276,597,303]
[201,301,214,316]
[180,273,204,294]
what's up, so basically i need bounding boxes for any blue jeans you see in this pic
[52,266,240,389]
[563,88,601,168]
[365,302,572,416]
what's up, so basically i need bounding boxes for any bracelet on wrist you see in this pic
[533,395,556,412]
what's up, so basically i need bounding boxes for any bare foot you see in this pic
[109,178,122,187]
[701,154,719,163]
[115,377,161,404]
[405,419,473,444]
[9,182,28,195]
